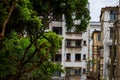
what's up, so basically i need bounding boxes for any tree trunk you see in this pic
[0,0,18,38]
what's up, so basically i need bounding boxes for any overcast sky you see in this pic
[89,0,119,21]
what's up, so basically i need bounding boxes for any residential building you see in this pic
[49,15,89,80]
[100,6,118,80]
[87,22,101,80]
[91,30,101,80]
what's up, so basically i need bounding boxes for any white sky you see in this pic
[89,0,119,21]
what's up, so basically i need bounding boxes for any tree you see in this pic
[0,0,90,80]
[30,0,90,31]
[0,31,62,80]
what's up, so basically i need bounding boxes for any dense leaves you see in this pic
[0,31,62,80]
[30,0,90,31]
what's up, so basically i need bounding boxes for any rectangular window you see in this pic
[75,54,81,61]
[74,68,81,75]
[66,53,71,61]
[110,27,114,39]
[83,40,87,46]
[83,68,86,74]
[75,40,81,47]
[66,68,71,75]
[83,54,86,60]
[53,71,61,76]
[52,27,62,35]
[110,11,117,21]
[97,33,101,41]
[66,40,71,47]
[53,54,61,62]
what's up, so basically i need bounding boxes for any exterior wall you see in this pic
[101,10,112,80]
[91,31,101,79]
[89,22,101,58]
[100,7,118,80]
[50,15,88,80]
[87,22,101,80]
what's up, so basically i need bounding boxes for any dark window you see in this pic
[109,45,112,57]
[83,68,86,74]
[53,27,62,35]
[75,54,81,61]
[54,54,61,62]
[83,54,86,60]
[97,33,101,41]
[110,11,117,21]
[53,71,61,76]
[66,40,71,46]
[75,40,81,47]
[110,27,114,39]
[83,40,87,46]
[74,68,81,75]
[66,53,71,61]
[66,68,71,75]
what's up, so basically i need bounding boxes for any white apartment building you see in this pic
[49,15,89,80]
[100,7,118,80]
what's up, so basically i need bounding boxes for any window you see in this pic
[97,33,101,41]
[109,45,112,57]
[53,71,61,76]
[83,68,86,74]
[66,68,71,75]
[66,68,81,76]
[83,40,87,46]
[74,68,81,75]
[52,54,61,62]
[110,27,114,39]
[75,40,81,47]
[66,53,71,61]
[75,54,81,61]
[66,40,71,47]
[110,11,117,21]
[52,27,62,35]
[83,54,86,60]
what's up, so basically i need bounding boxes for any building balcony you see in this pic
[66,32,82,34]
[66,33,82,39]
[51,21,62,27]
[66,46,82,48]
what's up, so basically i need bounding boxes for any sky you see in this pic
[89,0,119,21]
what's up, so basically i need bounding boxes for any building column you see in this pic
[61,15,66,77]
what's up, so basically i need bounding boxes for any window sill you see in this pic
[66,60,71,62]
[83,58,87,60]
[75,60,81,62]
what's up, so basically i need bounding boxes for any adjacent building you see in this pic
[91,30,101,80]
[100,6,118,80]
[87,22,101,80]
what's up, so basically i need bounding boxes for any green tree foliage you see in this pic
[30,0,90,32]
[0,0,90,80]
[0,31,62,80]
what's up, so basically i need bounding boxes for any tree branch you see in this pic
[0,0,19,38]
